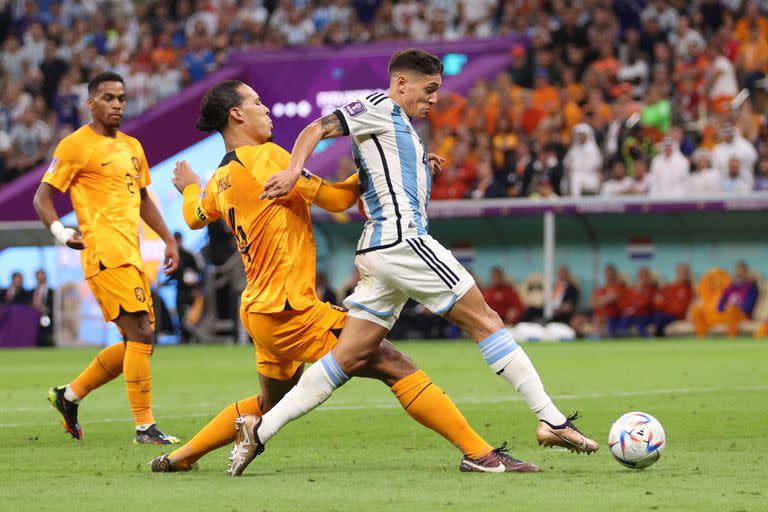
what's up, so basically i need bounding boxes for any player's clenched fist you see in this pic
[172,160,201,193]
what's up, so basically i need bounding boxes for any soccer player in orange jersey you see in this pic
[149,80,538,474]
[33,72,181,444]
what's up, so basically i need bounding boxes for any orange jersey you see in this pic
[42,124,150,279]
[185,143,357,314]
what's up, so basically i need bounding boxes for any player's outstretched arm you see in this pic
[139,188,179,275]
[33,182,86,250]
[314,173,360,212]
[261,113,346,200]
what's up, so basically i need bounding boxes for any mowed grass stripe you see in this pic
[2,384,768,427]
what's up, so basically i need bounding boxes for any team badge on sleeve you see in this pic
[344,101,367,117]
[46,157,59,174]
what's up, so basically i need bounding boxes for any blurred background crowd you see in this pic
[316,258,768,340]
[1,0,767,196]
[9,256,767,343]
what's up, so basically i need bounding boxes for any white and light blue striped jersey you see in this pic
[333,92,431,254]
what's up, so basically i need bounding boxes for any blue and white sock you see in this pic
[479,329,566,426]
[256,352,349,444]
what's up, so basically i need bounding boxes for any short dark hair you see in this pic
[196,80,245,133]
[88,71,125,95]
[388,49,443,77]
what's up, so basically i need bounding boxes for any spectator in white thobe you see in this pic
[564,123,603,196]
[712,123,758,189]
[721,156,752,194]
[689,148,722,196]
[648,137,690,197]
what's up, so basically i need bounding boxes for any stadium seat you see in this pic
[519,273,545,309]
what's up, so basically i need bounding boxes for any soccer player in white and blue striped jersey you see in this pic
[234,49,598,473]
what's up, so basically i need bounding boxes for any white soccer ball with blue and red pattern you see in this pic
[608,412,666,469]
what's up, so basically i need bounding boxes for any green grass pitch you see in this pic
[1,339,766,511]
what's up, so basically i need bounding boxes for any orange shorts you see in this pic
[241,301,346,380]
[87,264,155,327]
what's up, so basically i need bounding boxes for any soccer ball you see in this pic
[608,412,666,469]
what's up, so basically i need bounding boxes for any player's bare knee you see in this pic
[482,306,505,335]
[132,324,154,344]
[338,350,373,376]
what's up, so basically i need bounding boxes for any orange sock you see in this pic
[124,341,154,427]
[70,342,126,399]
[391,370,492,459]
[169,395,262,468]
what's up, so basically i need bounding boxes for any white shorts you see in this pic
[344,235,475,330]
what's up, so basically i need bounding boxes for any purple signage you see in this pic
[230,36,523,174]
[1,37,521,222]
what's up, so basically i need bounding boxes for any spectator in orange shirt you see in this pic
[590,42,621,85]
[736,23,768,93]
[491,116,518,171]
[482,266,524,324]
[673,41,708,93]
[651,263,694,337]
[733,2,768,44]
[428,90,466,134]
[151,33,178,69]
[464,81,497,134]
[589,264,626,337]
[583,89,613,133]
[430,164,468,200]
[617,266,658,337]
[519,90,547,135]
[430,126,457,167]
[531,68,560,114]
[447,140,476,186]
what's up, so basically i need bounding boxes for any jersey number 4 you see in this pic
[227,207,251,262]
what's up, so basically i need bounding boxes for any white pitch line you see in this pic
[1,384,766,429]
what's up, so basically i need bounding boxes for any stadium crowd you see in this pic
[1,0,767,194]
[424,1,768,199]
